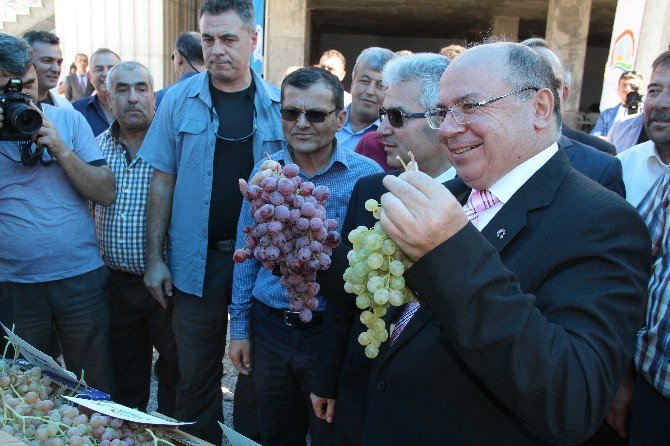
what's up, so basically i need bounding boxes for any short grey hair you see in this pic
[106,61,154,92]
[199,0,255,32]
[382,53,450,109]
[352,47,396,78]
[0,33,34,76]
[562,62,571,88]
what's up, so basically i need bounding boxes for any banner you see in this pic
[599,0,647,111]
[251,0,265,75]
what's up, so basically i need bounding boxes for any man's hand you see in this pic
[239,159,281,196]
[28,102,67,158]
[143,260,172,309]
[310,393,336,423]
[379,171,469,261]
[605,368,635,438]
[229,339,252,375]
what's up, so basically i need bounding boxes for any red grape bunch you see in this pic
[234,162,341,323]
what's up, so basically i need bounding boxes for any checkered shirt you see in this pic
[635,166,670,397]
[94,123,154,274]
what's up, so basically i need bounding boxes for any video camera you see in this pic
[0,78,43,141]
[625,85,643,115]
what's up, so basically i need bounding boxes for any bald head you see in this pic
[523,43,567,108]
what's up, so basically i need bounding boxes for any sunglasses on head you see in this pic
[280,108,338,123]
[379,107,430,128]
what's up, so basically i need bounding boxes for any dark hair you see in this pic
[90,48,120,64]
[23,31,60,46]
[652,51,670,73]
[281,67,344,111]
[199,0,255,32]
[0,33,34,76]
[176,31,204,65]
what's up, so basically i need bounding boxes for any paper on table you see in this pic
[219,422,262,446]
[63,397,194,426]
[1,322,77,382]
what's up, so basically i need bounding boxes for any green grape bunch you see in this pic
[342,198,416,359]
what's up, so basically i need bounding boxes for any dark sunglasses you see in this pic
[379,107,430,128]
[280,108,338,123]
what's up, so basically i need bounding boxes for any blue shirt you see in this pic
[608,112,645,154]
[72,94,110,137]
[229,143,383,339]
[591,104,620,137]
[139,69,284,297]
[155,71,199,109]
[0,104,105,282]
[335,104,380,151]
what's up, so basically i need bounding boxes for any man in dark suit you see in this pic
[64,53,94,102]
[563,123,617,155]
[327,42,649,445]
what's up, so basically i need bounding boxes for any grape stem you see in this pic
[146,427,177,446]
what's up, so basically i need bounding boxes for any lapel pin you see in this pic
[496,229,506,239]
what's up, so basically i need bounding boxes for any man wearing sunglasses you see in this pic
[0,34,117,395]
[229,67,382,445]
[156,32,205,109]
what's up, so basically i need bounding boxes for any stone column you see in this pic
[545,0,593,128]
[264,0,309,88]
[491,16,519,41]
[635,0,670,76]
[54,0,197,90]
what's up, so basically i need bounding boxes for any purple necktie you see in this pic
[389,302,421,345]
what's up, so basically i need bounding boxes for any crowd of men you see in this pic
[1,0,670,445]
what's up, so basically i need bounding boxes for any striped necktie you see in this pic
[463,189,500,225]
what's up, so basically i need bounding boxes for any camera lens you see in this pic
[6,101,42,134]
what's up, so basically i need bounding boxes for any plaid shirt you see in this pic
[94,122,154,274]
[635,166,670,397]
[229,142,383,339]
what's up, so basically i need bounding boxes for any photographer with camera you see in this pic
[592,71,644,138]
[0,33,117,395]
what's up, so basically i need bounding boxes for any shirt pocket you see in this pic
[177,118,208,168]
[259,125,285,154]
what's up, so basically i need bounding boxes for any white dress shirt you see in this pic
[617,140,668,207]
[434,166,457,184]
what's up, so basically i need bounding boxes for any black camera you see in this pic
[625,85,643,115]
[0,78,43,141]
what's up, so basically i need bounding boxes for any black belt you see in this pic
[209,239,236,253]
[256,300,323,328]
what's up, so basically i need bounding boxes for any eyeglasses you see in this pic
[379,107,431,128]
[426,86,539,129]
[280,108,338,123]
[214,109,257,144]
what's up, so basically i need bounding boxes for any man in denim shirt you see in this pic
[139,0,283,442]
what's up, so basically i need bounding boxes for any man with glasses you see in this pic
[359,42,649,445]
[139,0,283,443]
[229,67,382,445]
[156,32,205,109]
[0,34,117,395]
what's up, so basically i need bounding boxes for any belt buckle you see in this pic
[284,310,300,327]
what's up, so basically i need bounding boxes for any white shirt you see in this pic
[435,166,456,184]
[617,140,668,208]
[474,143,559,230]
[47,89,73,109]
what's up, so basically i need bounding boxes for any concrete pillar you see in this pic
[54,0,197,90]
[264,0,309,88]
[545,0,592,128]
[635,0,670,77]
[491,16,519,41]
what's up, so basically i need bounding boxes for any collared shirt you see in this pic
[46,89,73,108]
[138,69,284,297]
[0,104,105,282]
[155,71,199,109]
[634,166,670,398]
[336,104,380,151]
[229,142,383,339]
[617,140,668,208]
[475,143,558,230]
[72,94,111,137]
[435,167,457,184]
[591,104,625,137]
[607,112,644,154]
[94,121,154,275]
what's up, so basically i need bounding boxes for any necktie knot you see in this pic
[464,189,500,224]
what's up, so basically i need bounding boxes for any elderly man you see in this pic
[139,0,283,442]
[156,32,205,109]
[359,42,650,445]
[73,48,121,136]
[229,67,382,445]
[94,61,178,416]
[22,31,71,108]
[0,34,116,394]
[335,47,395,151]
[309,52,452,446]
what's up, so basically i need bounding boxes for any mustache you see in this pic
[649,109,670,122]
[125,106,144,113]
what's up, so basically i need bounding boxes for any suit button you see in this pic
[375,380,386,392]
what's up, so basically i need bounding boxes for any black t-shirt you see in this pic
[208,78,256,244]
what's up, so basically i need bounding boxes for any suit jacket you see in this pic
[361,151,650,445]
[562,124,616,156]
[64,73,94,102]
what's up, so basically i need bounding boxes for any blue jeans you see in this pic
[0,266,116,395]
